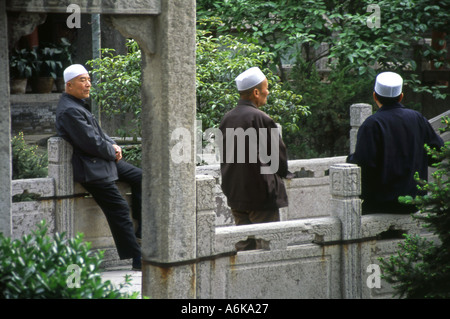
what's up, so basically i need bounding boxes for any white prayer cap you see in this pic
[374,72,403,97]
[64,64,89,83]
[235,67,266,91]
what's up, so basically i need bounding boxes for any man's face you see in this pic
[66,73,91,100]
[255,78,269,107]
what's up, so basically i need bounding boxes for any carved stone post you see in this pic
[350,103,372,153]
[0,2,12,236]
[47,137,75,237]
[330,163,362,299]
[134,0,197,299]
[195,175,217,298]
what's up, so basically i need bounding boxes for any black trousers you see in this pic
[82,160,142,260]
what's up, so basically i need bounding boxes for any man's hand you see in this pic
[113,144,122,162]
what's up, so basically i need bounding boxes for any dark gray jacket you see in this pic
[219,99,289,211]
[56,92,118,184]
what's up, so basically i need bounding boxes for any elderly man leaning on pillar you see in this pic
[55,64,143,270]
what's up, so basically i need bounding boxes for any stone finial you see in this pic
[330,163,361,198]
[350,103,372,154]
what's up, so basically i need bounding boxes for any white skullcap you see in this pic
[235,67,266,91]
[374,72,403,97]
[64,64,89,83]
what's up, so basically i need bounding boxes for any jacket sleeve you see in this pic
[260,116,289,178]
[347,119,380,168]
[59,107,116,161]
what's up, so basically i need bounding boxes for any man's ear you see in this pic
[373,92,382,108]
[253,87,260,98]
[399,92,404,102]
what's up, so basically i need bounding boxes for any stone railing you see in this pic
[12,137,134,267]
[193,163,428,299]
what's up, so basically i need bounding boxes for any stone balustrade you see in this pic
[10,102,447,298]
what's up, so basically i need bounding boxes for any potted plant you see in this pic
[30,46,63,93]
[54,38,74,92]
[9,49,33,94]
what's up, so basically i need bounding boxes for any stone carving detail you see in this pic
[330,164,360,197]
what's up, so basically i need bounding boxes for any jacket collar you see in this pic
[379,102,404,112]
[237,98,258,109]
[63,92,91,111]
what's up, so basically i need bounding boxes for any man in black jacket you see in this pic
[56,64,142,270]
[347,72,444,214]
[219,67,290,250]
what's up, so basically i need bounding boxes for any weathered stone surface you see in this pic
[350,103,372,153]
[0,1,11,236]
[6,0,161,14]
[12,200,55,239]
[12,178,54,197]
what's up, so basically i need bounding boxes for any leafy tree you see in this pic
[87,20,309,148]
[197,0,449,158]
[380,117,450,298]
[196,18,309,135]
[197,0,449,95]
[287,61,373,157]
[87,39,142,139]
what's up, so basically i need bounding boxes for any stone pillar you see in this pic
[138,0,197,299]
[330,163,362,299]
[350,103,372,153]
[47,137,75,237]
[0,2,12,236]
[195,175,217,298]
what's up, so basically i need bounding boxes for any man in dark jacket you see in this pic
[56,64,142,269]
[347,72,444,214]
[219,67,289,250]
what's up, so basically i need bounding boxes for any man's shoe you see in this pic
[132,256,142,271]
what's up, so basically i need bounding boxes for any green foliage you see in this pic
[198,0,450,98]
[122,145,142,168]
[379,234,448,299]
[197,18,309,134]
[29,46,63,79]
[287,60,374,158]
[12,132,48,180]
[48,37,74,78]
[0,220,138,299]
[10,48,33,79]
[87,39,142,139]
[197,0,450,158]
[380,116,450,298]
[87,21,308,149]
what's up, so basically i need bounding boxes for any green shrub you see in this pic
[0,221,138,299]
[12,132,48,180]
